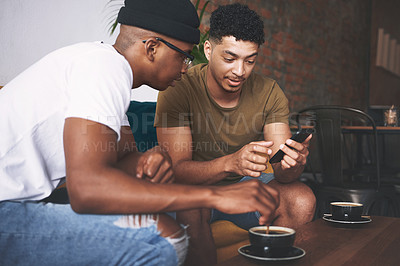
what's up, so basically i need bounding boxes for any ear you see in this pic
[143,37,160,62]
[204,40,212,61]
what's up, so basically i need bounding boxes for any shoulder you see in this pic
[242,72,289,113]
[247,72,278,91]
[66,42,133,102]
[70,42,129,69]
[244,72,285,101]
[66,42,132,85]
[159,63,207,98]
[156,64,208,118]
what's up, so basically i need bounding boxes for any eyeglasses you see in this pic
[142,37,194,67]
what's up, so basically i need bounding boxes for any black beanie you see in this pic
[117,0,200,44]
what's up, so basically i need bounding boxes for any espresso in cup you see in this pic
[249,226,295,255]
[252,229,288,235]
[330,202,363,220]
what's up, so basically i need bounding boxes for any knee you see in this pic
[277,182,315,217]
[289,184,316,217]
[176,208,210,228]
[158,213,184,238]
[158,214,189,266]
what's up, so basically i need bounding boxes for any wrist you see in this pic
[201,186,220,209]
[221,154,234,175]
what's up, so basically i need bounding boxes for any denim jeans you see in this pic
[0,201,178,266]
[210,173,275,230]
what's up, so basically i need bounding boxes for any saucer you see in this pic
[323,214,372,224]
[238,244,306,261]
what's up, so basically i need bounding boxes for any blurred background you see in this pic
[1,0,399,110]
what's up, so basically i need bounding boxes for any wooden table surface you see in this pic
[217,216,400,266]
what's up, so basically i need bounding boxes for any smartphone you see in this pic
[269,128,312,164]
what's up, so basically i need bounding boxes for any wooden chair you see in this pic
[295,105,400,218]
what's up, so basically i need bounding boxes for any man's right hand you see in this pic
[210,179,279,225]
[226,140,274,178]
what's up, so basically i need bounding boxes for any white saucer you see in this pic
[238,244,306,261]
[323,214,372,224]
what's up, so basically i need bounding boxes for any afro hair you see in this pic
[209,3,265,46]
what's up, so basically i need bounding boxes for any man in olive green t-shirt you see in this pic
[155,4,316,265]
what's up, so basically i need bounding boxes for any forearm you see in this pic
[115,151,143,176]
[174,156,233,185]
[67,166,217,214]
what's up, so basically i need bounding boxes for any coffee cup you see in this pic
[330,202,363,221]
[249,226,295,255]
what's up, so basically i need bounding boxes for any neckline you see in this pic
[203,65,244,111]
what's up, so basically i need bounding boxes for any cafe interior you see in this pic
[192,0,400,218]
[1,0,400,264]
[208,0,400,264]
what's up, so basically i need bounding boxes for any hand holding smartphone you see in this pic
[269,129,312,164]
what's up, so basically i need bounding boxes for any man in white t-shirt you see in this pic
[0,0,280,265]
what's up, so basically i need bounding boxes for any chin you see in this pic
[144,82,165,91]
[153,86,166,91]
[224,85,242,93]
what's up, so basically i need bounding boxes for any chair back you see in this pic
[296,105,380,189]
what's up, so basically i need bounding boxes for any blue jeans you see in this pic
[0,201,178,266]
[210,173,275,230]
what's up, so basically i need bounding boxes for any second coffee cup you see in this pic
[330,202,363,220]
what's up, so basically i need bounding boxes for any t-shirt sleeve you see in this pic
[264,81,290,125]
[154,81,191,128]
[65,50,132,140]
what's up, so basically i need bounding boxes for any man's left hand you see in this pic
[136,146,174,183]
[278,134,312,170]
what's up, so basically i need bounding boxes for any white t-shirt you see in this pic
[0,42,133,201]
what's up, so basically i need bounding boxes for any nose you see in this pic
[232,60,245,77]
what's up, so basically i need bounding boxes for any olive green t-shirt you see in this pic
[155,64,289,184]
